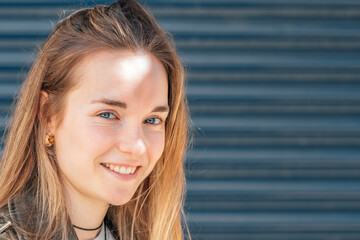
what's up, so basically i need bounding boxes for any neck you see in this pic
[64,182,109,240]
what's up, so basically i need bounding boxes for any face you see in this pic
[49,49,168,206]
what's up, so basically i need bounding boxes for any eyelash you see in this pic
[97,112,165,125]
[98,112,117,119]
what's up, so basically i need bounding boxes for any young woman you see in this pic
[0,0,190,239]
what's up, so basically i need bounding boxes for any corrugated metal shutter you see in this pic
[1,0,360,239]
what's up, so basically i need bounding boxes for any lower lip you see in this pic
[101,164,140,181]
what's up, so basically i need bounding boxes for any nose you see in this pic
[116,124,146,158]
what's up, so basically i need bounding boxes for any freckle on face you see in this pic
[52,49,168,206]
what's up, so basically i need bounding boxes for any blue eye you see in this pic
[145,117,161,125]
[98,112,116,119]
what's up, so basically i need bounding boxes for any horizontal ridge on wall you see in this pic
[0,0,360,239]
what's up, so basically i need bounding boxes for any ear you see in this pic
[38,90,55,133]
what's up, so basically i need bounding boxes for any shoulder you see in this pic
[0,200,29,240]
[0,198,77,240]
[0,232,10,240]
[0,203,11,235]
[0,214,16,239]
[0,205,17,239]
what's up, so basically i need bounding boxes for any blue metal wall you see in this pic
[1,0,360,239]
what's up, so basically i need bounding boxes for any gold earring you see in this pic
[45,132,55,147]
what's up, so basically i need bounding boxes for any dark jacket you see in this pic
[0,196,78,240]
[0,197,118,240]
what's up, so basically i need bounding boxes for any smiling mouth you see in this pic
[101,163,138,175]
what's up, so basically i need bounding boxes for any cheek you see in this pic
[75,124,122,167]
[84,125,117,149]
[55,118,115,169]
[146,130,165,165]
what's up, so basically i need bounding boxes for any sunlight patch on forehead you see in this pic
[119,53,152,82]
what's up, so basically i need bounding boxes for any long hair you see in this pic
[0,1,191,239]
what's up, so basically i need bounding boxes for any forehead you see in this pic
[69,49,168,108]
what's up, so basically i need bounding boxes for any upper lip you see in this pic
[102,163,140,168]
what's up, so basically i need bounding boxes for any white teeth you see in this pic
[119,167,126,174]
[104,164,136,175]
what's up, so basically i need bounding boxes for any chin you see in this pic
[108,199,132,206]
[106,190,137,206]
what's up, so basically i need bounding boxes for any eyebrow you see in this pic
[90,98,169,113]
[91,98,127,109]
[151,105,170,113]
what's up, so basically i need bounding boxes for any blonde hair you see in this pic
[0,1,191,239]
